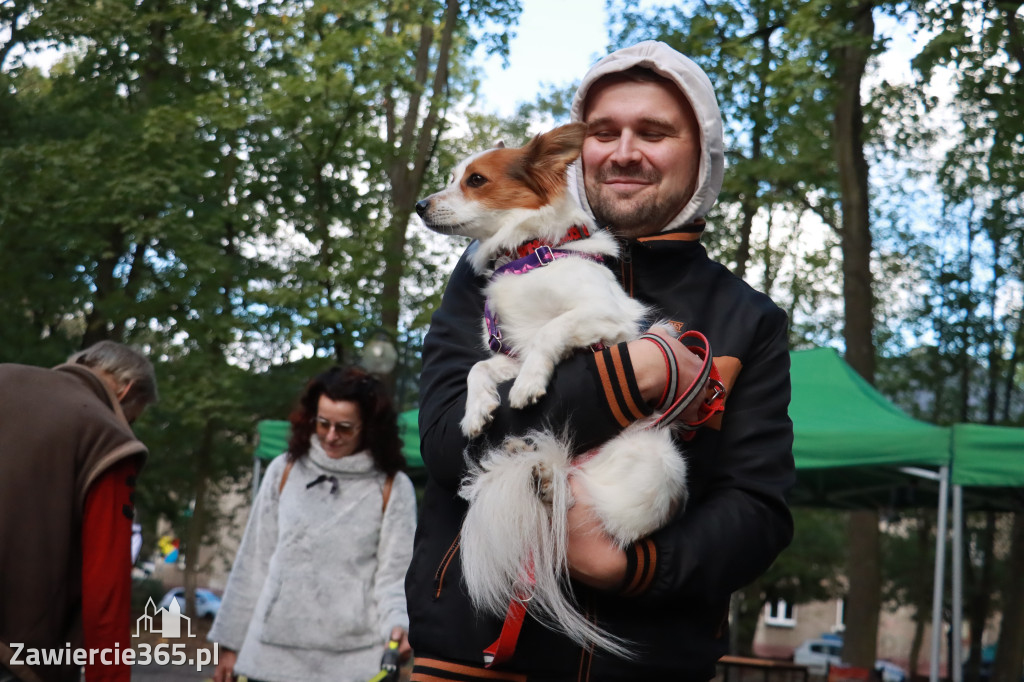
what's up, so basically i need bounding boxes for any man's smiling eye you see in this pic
[466,173,488,188]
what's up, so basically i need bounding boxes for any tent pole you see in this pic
[951,485,964,682]
[930,465,950,682]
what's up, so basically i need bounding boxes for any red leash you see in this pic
[483,596,529,666]
[641,330,725,435]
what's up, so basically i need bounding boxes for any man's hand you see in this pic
[566,473,627,590]
[628,326,712,423]
[212,648,237,682]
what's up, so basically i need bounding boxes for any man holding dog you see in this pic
[409,41,795,681]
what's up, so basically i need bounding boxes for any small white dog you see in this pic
[416,123,689,659]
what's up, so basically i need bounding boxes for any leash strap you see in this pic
[642,330,725,434]
[640,334,678,413]
[483,560,536,668]
[482,596,529,667]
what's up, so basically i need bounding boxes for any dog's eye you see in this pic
[466,173,488,188]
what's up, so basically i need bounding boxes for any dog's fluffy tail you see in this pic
[576,424,687,546]
[458,432,634,659]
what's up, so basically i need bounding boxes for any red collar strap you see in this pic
[496,224,593,266]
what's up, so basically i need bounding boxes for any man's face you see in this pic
[582,78,701,238]
[121,400,146,425]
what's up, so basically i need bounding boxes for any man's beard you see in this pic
[586,166,684,238]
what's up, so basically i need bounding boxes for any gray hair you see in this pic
[69,340,159,408]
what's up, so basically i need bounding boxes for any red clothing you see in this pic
[81,458,137,682]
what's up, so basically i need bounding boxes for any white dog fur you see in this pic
[416,123,687,658]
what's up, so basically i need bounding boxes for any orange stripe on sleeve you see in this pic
[607,346,647,421]
[593,351,631,428]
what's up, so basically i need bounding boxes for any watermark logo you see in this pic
[130,596,217,670]
[9,597,217,672]
[135,597,195,638]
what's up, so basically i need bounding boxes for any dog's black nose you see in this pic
[415,199,429,217]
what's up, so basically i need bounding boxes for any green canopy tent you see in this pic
[789,349,1024,682]
[789,348,1024,682]
[788,348,953,510]
[943,423,1024,682]
[951,423,1024,488]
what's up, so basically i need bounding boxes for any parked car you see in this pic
[793,636,844,675]
[157,587,221,619]
[793,637,907,682]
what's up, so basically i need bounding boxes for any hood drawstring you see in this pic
[306,474,339,495]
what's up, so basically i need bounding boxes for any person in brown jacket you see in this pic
[0,341,159,682]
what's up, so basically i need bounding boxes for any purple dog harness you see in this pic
[484,226,604,355]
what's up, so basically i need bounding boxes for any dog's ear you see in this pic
[523,123,586,168]
[512,123,587,203]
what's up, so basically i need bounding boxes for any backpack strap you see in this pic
[382,473,396,513]
[278,459,295,495]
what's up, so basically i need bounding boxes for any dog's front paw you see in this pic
[461,401,499,438]
[508,377,546,408]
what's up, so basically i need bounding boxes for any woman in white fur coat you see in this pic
[210,366,417,682]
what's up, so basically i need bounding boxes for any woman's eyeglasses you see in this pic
[315,416,361,436]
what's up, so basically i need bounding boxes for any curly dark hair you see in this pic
[286,366,406,475]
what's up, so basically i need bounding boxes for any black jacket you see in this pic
[407,228,795,682]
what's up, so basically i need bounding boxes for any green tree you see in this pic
[1,0,302,616]
[909,3,1024,676]
[239,0,522,370]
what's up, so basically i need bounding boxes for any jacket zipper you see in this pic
[576,596,597,681]
[617,238,634,297]
[433,532,461,599]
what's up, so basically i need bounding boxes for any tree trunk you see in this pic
[909,513,935,679]
[909,604,927,680]
[960,213,975,422]
[182,422,213,621]
[1001,299,1023,423]
[833,0,879,670]
[985,241,1002,424]
[735,205,754,278]
[380,0,458,336]
[965,512,996,682]
[834,1,876,385]
[991,513,1024,682]
[846,510,882,668]
[729,583,763,657]
[733,17,773,279]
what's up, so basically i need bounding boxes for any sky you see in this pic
[474,0,611,117]
[474,1,929,117]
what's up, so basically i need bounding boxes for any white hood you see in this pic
[569,41,725,232]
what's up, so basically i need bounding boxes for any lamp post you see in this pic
[361,330,398,397]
